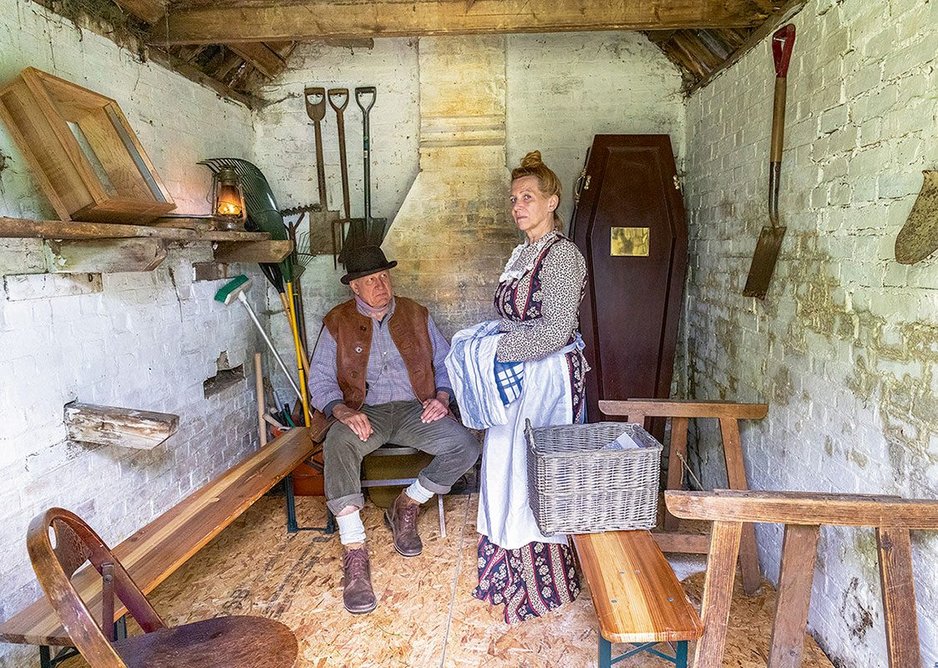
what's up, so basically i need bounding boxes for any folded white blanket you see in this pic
[444,320,507,429]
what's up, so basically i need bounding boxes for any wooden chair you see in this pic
[27,507,298,668]
[666,490,938,668]
[362,444,447,537]
[599,399,768,594]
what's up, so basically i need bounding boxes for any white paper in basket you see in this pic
[603,431,641,450]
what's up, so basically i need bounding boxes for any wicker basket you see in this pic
[525,420,662,535]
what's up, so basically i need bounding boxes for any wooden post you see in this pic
[876,526,921,667]
[693,520,742,668]
[719,416,761,594]
[255,353,267,447]
[768,524,819,667]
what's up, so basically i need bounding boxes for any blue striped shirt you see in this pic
[309,297,453,417]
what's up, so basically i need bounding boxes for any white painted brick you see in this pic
[0,3,266,664]
[684,0,938,663]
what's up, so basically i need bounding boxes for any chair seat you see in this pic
[114,615,297,668]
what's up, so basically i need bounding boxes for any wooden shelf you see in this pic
[0,215,271,242]
[0,215,292,272]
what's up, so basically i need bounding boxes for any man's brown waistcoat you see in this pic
[309,296,436,441]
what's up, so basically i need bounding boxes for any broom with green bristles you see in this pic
[214,275,308,420]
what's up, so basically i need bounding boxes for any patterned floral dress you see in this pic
[472,231,588,623]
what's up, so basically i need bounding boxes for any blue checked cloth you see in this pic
[493,359,524,406]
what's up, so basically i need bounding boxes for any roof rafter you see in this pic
[152,0,773,45]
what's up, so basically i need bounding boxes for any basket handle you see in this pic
[524,418,534,448]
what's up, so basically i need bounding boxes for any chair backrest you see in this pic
[26,508,165,667]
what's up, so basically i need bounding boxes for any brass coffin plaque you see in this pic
[611,227,650,256]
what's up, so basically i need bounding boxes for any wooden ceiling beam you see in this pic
[151,0,772,45]
[112,0,167,25]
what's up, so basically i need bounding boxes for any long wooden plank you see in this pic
[693,520,742,668]
[666,490,938,528]
[0,216,270,241]
[876,527,921,667]
[768,524,819,668]
[599,399,768,420]
[0,428,314,646]
[719,417,761,595]
[152,0,771,45]
[573,530,703,643]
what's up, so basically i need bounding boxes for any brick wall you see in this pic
[0,2,260,665]
[683,0,938,664]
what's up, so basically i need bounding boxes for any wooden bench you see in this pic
[573,530,703,668]
[667,489,938,668]
[0,427,316,668]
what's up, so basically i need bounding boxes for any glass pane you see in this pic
[105,106,167,202]
[66,121,118,197]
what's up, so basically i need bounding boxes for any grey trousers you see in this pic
[324,400,481,515]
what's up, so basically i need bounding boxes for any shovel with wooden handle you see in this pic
[743,24,796,299]
[303,86,340,257]
[328,88,351,219]
[328,88,351,269]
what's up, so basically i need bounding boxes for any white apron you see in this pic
[476,349,573,550]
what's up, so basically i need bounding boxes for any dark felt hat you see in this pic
[340,245,398,284]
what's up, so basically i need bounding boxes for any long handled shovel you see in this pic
[355,86,388,247]
[328,88,351,269]
[743,24,796,299]
[304,86,341,257]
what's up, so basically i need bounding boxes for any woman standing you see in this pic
[472,151,588,622]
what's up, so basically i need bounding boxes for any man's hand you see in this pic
[420,392,450,424]
[332,404,373,441]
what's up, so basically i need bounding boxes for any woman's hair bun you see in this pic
[520,150,543,169]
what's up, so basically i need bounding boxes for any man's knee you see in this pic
[323,424,369,467]
[437,421,481,463]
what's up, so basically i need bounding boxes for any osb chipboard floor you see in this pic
[59,494,834,667]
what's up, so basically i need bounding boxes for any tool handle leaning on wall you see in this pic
[769,24,795,228]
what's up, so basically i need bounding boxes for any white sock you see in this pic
[336,510,367,546]
[405,480,434,504]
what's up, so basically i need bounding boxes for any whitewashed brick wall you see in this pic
[683,0,938,665]
[0,3,262,666]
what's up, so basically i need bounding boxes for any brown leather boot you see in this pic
[385,492,422,557]
[342,546,377,614]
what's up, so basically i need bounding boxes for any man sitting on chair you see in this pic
[309,245,480,615]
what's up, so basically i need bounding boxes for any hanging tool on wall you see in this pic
[355,86,388,248]
[329,88,352,266]
[895,170,938,264]
[303,86,341,256]
[742,24,796,299]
